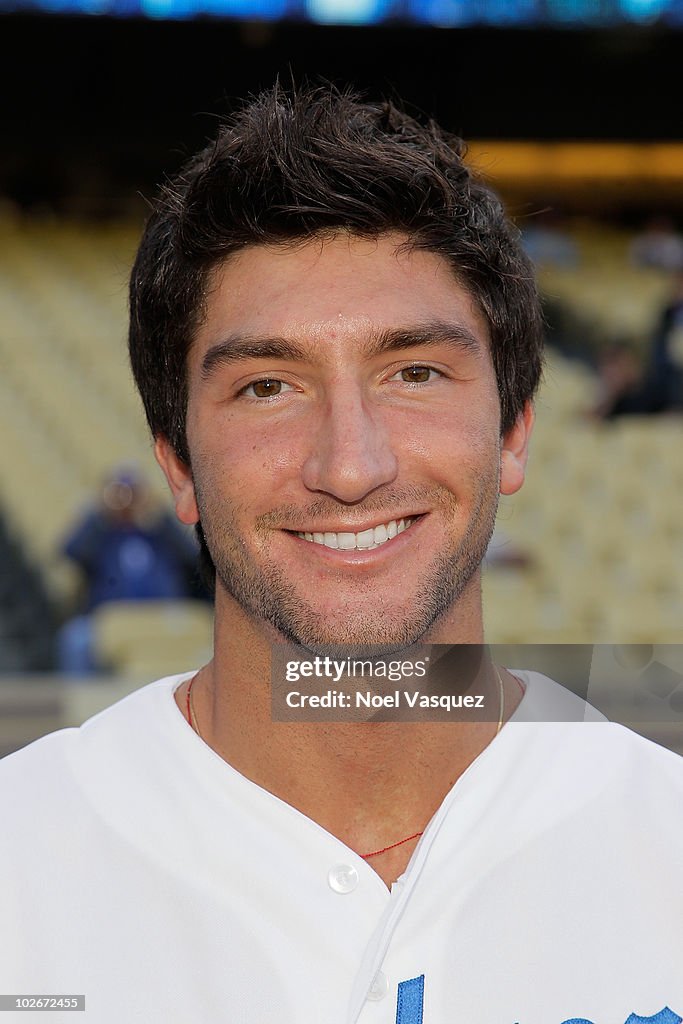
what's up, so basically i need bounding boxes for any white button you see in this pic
[328,864,359,894]
[366,971,388,1001]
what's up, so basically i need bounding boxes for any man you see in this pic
[57,466,203,674]
[1,85,682,1024]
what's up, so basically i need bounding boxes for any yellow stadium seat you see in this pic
[92,601,214,680]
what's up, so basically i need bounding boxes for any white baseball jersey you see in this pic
[1,671,682,1024]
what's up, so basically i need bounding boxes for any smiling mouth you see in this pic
[294,516,420,552]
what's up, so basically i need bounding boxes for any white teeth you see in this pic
[374,524,388,544]
[296,517,417,550]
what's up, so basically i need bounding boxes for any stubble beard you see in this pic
[194,474,499,658]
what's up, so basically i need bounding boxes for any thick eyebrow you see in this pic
[200,337,306,380]
[200,319,484,381]
[365,321,484,359]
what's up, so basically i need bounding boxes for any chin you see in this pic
[255,579,469,658]
[273,617,429,660]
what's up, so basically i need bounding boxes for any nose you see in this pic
[301,386,399,503]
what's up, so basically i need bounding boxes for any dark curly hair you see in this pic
[129,83,543,590]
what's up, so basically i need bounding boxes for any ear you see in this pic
[154,436,200,525]
[500,401,535,496]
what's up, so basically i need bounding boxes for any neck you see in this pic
[177,576,521,886]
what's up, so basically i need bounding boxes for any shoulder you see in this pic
[506,670,683,803]
[0,674,193,824]
[510,669,605,721]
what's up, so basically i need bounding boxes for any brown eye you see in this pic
[401,366,432,383]
[249,379,283,398]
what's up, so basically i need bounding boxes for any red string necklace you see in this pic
[360,831,424,859]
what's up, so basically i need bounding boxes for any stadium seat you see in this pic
[92,601,214,680]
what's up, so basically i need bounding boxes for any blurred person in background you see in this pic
[588,341,651,420]
[630,215,683,272]
[644,267,683,413]
[57,466,202,674]
[589,270,683,419]
[520,208,579,269]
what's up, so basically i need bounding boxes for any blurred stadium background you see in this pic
[1,1,682,753]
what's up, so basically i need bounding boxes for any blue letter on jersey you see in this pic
[560,1009,681,1024]
[396,975,424,1024]
[625,1010,682,1024]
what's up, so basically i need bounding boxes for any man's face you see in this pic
[158,233,532,653]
